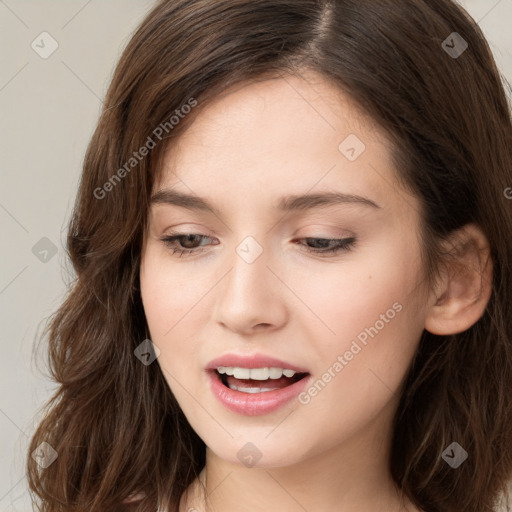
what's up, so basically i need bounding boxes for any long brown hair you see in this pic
[27,1,512,511]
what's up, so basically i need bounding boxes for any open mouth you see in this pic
[213,369,310,394]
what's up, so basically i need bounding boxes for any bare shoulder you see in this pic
[400,494,427,512]
[406,501,427,512]
[121,493,180,512]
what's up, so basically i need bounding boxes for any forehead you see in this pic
[153,71,411,218]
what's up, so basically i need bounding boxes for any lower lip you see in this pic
[207,370,311,416]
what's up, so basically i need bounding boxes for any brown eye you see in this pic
[295,237,356,255]
[160,233,215,257]
[159,234,356,258]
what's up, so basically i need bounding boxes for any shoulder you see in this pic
[121,492,179,512]
[122,492,146,504]
[121,472,204,511]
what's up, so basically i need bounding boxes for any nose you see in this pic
[213,237,288,336]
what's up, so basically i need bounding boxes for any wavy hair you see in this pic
[27,0,512,511]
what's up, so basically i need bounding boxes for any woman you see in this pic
[27,0,512,511]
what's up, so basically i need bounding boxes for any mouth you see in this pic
[206,364,313,415]
[210,367,310,393]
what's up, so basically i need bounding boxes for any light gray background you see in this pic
[1,1,511,510]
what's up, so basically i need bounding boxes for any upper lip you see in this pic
[206,353,310,374]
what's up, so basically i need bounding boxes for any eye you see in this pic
[160,233,216,257]
[296,237,356,255]
[159,233,356,258]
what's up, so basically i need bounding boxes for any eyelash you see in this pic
[159,233,356,258]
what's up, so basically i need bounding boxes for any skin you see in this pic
[139,69,492,512]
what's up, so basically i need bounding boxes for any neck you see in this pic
[198,454,405,512]
[180,404,415,512]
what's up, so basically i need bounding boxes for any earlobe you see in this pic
[424,224,493,335]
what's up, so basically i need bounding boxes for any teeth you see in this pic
[216,366,297,379]
[268,367,283,379]
[228,384,280,393]
[246,367,269,380]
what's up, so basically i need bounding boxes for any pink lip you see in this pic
[207,370,312,416]
[205,353,310,373]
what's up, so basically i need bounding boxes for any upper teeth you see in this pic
[216,367,297,380]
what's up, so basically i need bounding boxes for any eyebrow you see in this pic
[150,189,381,215]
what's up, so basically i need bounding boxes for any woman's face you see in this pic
[140,70,431,468]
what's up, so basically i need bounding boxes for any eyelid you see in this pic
[160,227,353,241]
[159,230,357,259]
[293,225,356,240]
[159,224,215,238]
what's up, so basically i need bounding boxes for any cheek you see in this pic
[290,236,420,342]
[294,287,421,446]
[140,249,208,339]
[292,235,423,395]
[139,249,223,394]
[139,257,199,396]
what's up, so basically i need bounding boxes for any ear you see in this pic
[424,223,493,335]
